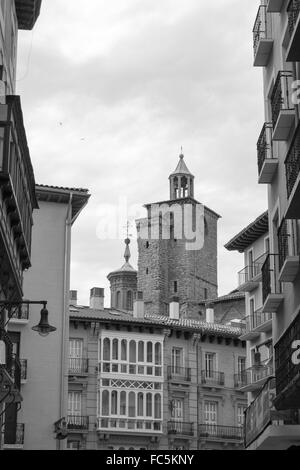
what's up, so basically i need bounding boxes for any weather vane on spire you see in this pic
[180,146,184,158]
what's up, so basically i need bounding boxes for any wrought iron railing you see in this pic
[257,122,274,174]
[285,124,300,198]
[270,71,294,129]
[201,370,225,386]
[20,359,27,381]
[274,311,300,399]
[167,421,194,436]
[238,252,268,286]
[198,424,243,440]
[97,417,162,433]
[67,415,89,431]
[278,219,290,272]
[287,0,300,37]
[234,372,248,388]
[10,304,29,321]
[69,357,89,375]
[167,366,191,382]
[262,254,282,304]
[243,309,272,334]
[253,5,270,55]
[237,365,273,387]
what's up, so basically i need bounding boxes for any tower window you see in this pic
[174,281,178,293]
[204,288,208,300]
[145,241,149,248]
[146,268,149,275]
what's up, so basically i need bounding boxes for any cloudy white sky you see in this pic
[17,0,267,306]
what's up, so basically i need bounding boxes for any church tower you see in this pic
[107,238,137,312]
[136,152,220,319]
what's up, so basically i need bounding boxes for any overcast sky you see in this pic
[17,0,268,306]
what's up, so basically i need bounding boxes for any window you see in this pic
[129,392,135,417]
[121,340,127,361]
[68,392,82,417]
[204,288,208,300]
[120,391,126,415]
[145,241,149,248]
[111,391,118,415]
[138,341,144,362]
[265,237,270,253]
[237,405,247,427]
[116,291,121,309]
[147,342,153,363]
[155,343,161,365]
[146,393,152,417]
[146,268,149,275]
[69,338,84,372]
[204,401,218,425]
[172,348,183,374]
[103,338,110,361]
[238,357,246,378]
[126,291,133,310]
[102,391,109,416]
[154,394,161,419]
[112,339,118,360]
[137,393,144,416]
[171,398,184,427]
[248,250,254,278]
[174,281,178,293]
[205,352,216,378]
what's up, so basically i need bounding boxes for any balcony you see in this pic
[97,417,163,434]
[0,327,22,402]
[253,4,273,66]
[198,424,243,442]
[234,372,248,389]
[271,71,295,141]
[15,0,42,30]
[9,304,29,324]
[69,358,89,376]
[237,364,274,392]
[67,415,89,432]
[277,219,299,282]
[0,96,38,297]
[240,310,272,341]
[238,252,268,292]
[167,421,194,437]
[4,423,25,449]
[286,0,300,62]
[262,254,284,313]
[267,0,284,12]
[257,123,278,184]
[167,366,191,383]
[20,359,27,383]
[245,377,300,449]
[285,124,300,219]
[274,311,300,410]
[201,370,224,388]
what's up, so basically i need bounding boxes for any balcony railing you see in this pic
[69,357,89,375]
[67,415,89,431]
[244,377,300,448]
[238,252,268,289]
[198,424,243,441]
[201,370,225,386]
[234,372,248,388]
[262,254,283,309]
[167,366,191,382]
[257,122,278,183]
[4,423,25,446]
[287,0,300,61]
[270,71,294,140]
[97,417,163,433]
[20,359,27,381]
[167,421,194,436]
[274,311,300,410]
[253,4,273,66]
[285,124,300,206]
[243,310,272,335]
[10,304,29,321]
[278,219,290,272]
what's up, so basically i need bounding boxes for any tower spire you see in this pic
[124,237,131,263]
[169,150,195,200]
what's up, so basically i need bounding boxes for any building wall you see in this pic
[8,200,72,450]
[0,1,18,95]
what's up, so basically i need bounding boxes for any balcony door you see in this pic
[248,250,254,279]
[171,398,184,432]
[69,338,83,372]
[204,401,218,430]
[171,347,183,374]
[205,352,216,379]
[68,392,82,426]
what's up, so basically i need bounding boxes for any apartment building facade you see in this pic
[4,185,90,450]
[224,0,300,449]
[0,0,41,451]
[67,290,247,451]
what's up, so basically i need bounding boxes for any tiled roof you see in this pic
[199,291,245,305]
[170,154,194,177]
[36,184,89,193]
[69,306,243,338]
[224,211,268,253]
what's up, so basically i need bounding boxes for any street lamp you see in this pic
[0,301,56,337]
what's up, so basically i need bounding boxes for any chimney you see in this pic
[205,303,214,323]
[169,297,180,320]
[69,290,77,306]
[133,291,144,319]
[90,287,104,310]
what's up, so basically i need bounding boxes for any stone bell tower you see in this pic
[136,152,220,319]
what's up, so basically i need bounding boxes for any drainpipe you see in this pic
[58,194,73,450]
